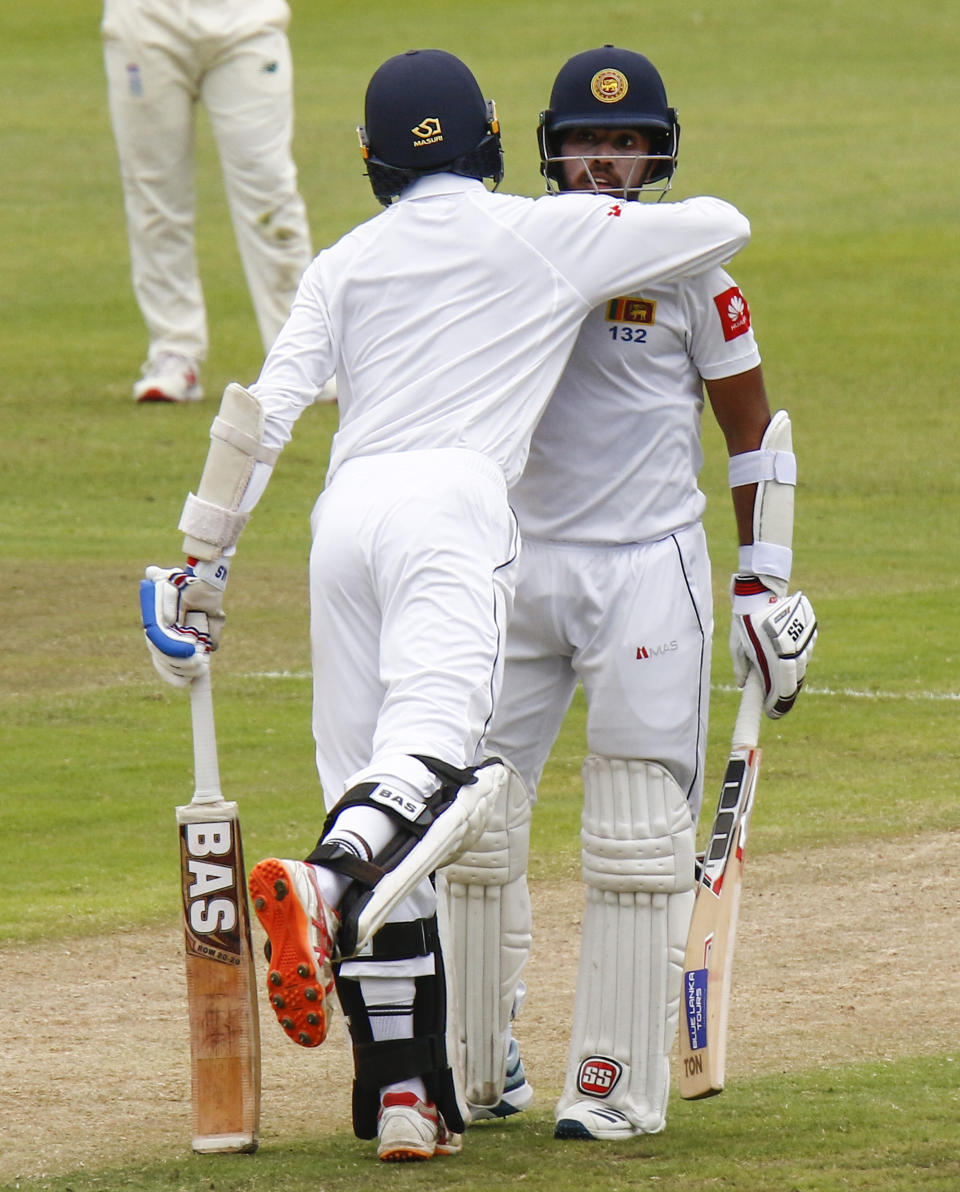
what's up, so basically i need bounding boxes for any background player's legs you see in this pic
[103,18,207,382]
[203,27,312,353]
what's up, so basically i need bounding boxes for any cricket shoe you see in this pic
[376,1093,462,1162]
[554,1100,640,1140]
[133,353,203,403]
[248,858,338,1047]
[469,1037,535,1121]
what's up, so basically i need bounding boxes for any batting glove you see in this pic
[729,574,818,718]
[139,561,228,688]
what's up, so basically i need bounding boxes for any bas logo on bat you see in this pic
[180,819,242,964]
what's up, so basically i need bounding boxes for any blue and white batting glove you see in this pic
[729,575,818,718]
[139,561,227,688]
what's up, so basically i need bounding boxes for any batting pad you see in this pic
[558,757,696,1133]
[440,763,532,1109]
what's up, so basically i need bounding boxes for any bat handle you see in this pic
[190,668,223,804]
[732,669,764,750]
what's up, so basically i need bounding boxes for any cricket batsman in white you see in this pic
[442,45,818,1141]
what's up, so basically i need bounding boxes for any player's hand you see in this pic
[139,562,227,687]
[729,575,817,718]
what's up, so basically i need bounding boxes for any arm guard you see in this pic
[178,383,280,561]
[728,408,796,596]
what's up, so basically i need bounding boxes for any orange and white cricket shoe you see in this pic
[376,1092,463,1162]
[248,858,338,1047]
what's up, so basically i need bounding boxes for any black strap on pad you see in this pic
[333,914,464,1139]
[305,757,480,957]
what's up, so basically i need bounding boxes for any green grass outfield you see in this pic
[1,1,958,1188]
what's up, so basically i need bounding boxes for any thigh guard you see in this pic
[308,756,507,957]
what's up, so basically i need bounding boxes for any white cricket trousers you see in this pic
[309,448,519,812]
[101,0,312,361]
[488,523,714,819]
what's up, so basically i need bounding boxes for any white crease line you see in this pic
[246,672,960,703]
[713,683,960,702]
[248,670,311,680]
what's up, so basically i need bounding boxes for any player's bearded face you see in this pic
[559,127,653,197]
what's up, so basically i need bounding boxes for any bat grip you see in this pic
[732,669,764,750]
[189,669,223,804]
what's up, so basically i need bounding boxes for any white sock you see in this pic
[315,769,439,909]
[359,976,429,1105]
[382,1076,429,1103]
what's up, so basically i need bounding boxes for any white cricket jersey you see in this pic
[510,267,762,544]
[249,176,749,487]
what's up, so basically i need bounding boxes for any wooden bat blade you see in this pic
[178,798,261,1152]
[679,743,761,1098]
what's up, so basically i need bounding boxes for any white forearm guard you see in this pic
[178,383,280,561]
[728,409,796,596]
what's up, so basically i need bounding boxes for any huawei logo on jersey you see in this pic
[606,297,656,325]
[714,285,751,341]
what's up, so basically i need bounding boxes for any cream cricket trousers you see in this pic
[102,0,312,362]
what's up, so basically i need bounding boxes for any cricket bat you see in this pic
[679,669,764,1099]
[177,668,261,1152]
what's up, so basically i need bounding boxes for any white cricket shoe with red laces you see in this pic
[133,354,203,402]
[377,1092,463,1162]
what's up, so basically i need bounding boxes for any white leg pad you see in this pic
[352,762,508,956]
[439,764,532,1109]
[558,757,696,1134]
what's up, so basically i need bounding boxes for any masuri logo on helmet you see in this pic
[358,49,503,206]
[411,117,443,147]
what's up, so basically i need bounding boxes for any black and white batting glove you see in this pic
[729,574,818,718]
[139,561,228,688]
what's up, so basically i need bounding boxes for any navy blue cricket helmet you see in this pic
[539,46,679,195]
[358,49,503,205]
